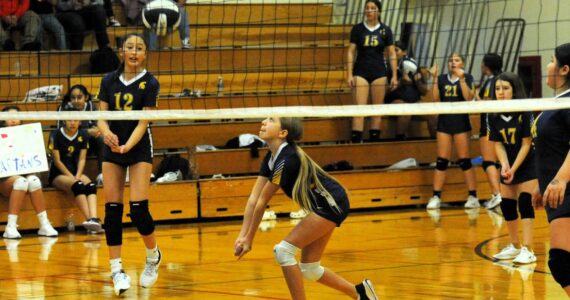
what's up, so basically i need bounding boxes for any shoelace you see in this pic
[144,259,159,275]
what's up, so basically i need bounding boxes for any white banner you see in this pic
[0,123,49,178]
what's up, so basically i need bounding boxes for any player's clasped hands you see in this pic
[234,237,252,260]
[103,132,128,154]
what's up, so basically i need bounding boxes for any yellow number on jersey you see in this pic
[444,85,458,97]
[114,92,134,111]
[364,35,379,47]
[499,128,516,144]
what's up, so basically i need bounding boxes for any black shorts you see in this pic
[353,64,387,84]
[103,144,153,168]
[385,84,420,104]
[311,185,350,227]
[479,113,488,137]
[501,160,537,185]
[48,163,77,185]
[437,114,472,134]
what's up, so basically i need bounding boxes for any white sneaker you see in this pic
[156,172,179,183]
[181,38,191,49]
[513,246,537,264]
[289,209,307,219]
[112,271,131,296]
[140,248,162,288]
[464,195,481,209]
[356,279,378,300]
[486,194,502,209]
[259,220,276,232]
[262,210,276,220]
[3,225,21,239]
[38,223,58,237]
[107,17,121,27]
[82,218,102,233]
[96,173,103,185]
[426,196,441,209]
[493,244,520,260]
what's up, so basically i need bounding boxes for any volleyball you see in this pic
[400,57,418,76]
[142,0,181,36]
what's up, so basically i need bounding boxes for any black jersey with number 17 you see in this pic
[97,70,159,152]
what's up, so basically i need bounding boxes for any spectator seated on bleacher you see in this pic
[30,0,67,50]
[54,0,110,50]
[0,0,42,51]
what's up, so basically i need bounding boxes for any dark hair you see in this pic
[365,0,382,10]
[495,72,527,100]
[62,84,91,109]
[555,43,570,88]
[115,32,148,79]
[482,53,503,75]
[0,105,21,127]
[395,40,407,52]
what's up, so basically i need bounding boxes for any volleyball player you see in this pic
[427,53,479,209]
[385,41,434,140]
[532,43,570,296]
[96,33,161,296]
[0,106,58,239]
[48,107,103,234]
[235,117,378,300]
[488,72,537,264]
[347,0,398,143]
[477,53,503,209]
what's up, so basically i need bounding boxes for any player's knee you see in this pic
[26,175,42,192]
[84,182,97,196]
[518,192,535,219]
[273,240,298,266]
[12,177,28,191]
[482,160,496,171]
[71,181,86,197]
[500,198,518,221]
[436,157,449,171]
[457,158,472,171]
[129,200,155,236]
[549,248,570,288]
[299,261,325,281]
[104,203,124,246]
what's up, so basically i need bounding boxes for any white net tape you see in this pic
[0,98,565,121]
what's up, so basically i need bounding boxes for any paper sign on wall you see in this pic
[0,123,49,178]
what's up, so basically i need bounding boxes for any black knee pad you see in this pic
[129,200,155,236]
[549,248,570,288]
[482,160,497,171]
[518,192,535,219]
[71,181,86,197]
[104,203,124,246]
[436,157,449,171]
[457,158,472,171]
[84,182,97,196]
[500,198,518,221]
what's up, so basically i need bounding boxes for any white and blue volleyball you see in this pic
[142,0,181,36]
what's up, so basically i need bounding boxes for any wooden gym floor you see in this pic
[0,208,566,299]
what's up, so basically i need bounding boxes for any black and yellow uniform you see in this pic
[533,89,570,222]
[97,70,159,167]
[489,112,536,185]
[259,143,350,226]
[48,128,90,184]
[437,73,474,134]
[350,22,394,83]
[478,76,497,137]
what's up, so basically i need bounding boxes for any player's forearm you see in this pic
[553,151,570,183]
[494,142,509,168]
[55,161,74,177]
[510,140,531,173]
[125,121,149,150]
[459,79,473,100]
[245,197,270,241]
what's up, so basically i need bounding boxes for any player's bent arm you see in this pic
[239,176,269,238]
[76,149,87,178]
[52,150,74,177]
[244,182,279,243]
[510,137,532,173]
[124,107,155,151]
[459,79,474,100]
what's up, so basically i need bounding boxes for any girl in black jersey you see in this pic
[347,0,398,143]
[97,33,161,296]
[427,53,479,210]
[488,72,537,265]
[48,107,103,234]
[235,117,378,300]
[0,106,58,239]
[476,53,503,209]
[532,43,570,296]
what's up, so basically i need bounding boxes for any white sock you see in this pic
[7,214,18,227]
[146,245,159,260]
[37,211,50,226]
[110,258,122,274]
